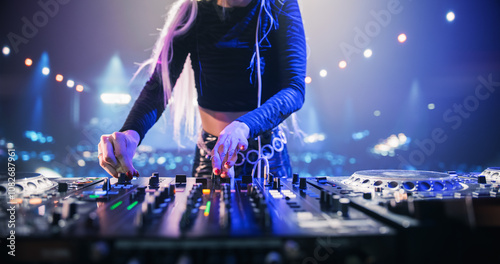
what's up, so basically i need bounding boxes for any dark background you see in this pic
[1,0,499,178]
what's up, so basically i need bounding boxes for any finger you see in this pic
[221,166,234,179]
[225,149,239,169]
[99,155,118,177]
[217,134,230,159]
[238,138,248,151]
[211,144,222,175]
[101,135,118,166]
[224,139,239,169]
[111,132,135,174]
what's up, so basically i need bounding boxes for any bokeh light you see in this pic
[67,80,75,88]
[398,33,407,43]
[305,76,312,84]
[363,49,373,58]
[25,58,33,67]
[76,84,84,92]
[42,67,50,75]
[55,74,64,82]
[446,11,455,22]
[338,60,347,69]
[319,69,328,77]
[2,46,10,56]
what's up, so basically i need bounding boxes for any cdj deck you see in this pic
[1,168,500,263]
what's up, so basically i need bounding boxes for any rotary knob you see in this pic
[299,178,307,189]
[292,173,299,184]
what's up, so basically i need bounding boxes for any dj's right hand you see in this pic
[98,130,140,178]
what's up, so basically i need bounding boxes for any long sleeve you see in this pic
[236,0,306,138]
[119,35,190,144]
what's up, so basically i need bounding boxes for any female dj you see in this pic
[98,0,306,179]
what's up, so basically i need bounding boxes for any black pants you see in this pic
[192,127,292,178]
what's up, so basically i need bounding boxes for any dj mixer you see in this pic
[1,168,500,263]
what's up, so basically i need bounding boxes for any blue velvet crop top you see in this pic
[120,0,306,141]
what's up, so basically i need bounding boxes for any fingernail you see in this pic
[221,171,227,177]
[224,162,230,169]
[126,171,132,177]
[240,146,245,150]
[214,168,220,175]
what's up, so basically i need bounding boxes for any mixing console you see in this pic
[1,168,500,263]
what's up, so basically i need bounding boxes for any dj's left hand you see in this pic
[212,121,249,178]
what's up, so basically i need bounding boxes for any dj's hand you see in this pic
[212,121,249,178]
[98,130,140,179]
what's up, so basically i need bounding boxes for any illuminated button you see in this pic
[202,189,211,195]
[89,195,100,199]
[29,198,43,205]
[10,198,23,204]
[95,191,107,195]
[271,194,283,199]
[296,212,313,220]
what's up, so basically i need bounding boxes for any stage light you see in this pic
[363,49,373,58]
[42,67,50,75]
[319,69,328,77]
[25,58,33,66]
[305,76,312,84]
[55,74,63,82]
[428,103,435,110]
[446,11,455,22]
[100,93,132,105]
[374,110,381,117]
[2,46,10,56]
[339,60,347,69]
[67,79,75,88]
[398,33,407,43]
[76,84,84,92]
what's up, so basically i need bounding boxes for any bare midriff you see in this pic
[199,106,249,137]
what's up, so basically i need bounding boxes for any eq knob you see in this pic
[339,198,350,217]
[299,178,307,189]
[292,173,299,184]
[68,202,78,219]
[58,182,68,193]
[332,195,340,212]
[478,175,487,184]
[268,173,274,185]
[149,172,160,188]
[272,177,281,190]
[169,184,176,196]
[51,209,62,226]
[102,178,111,191]
[117,173,130,184]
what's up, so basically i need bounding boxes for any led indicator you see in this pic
[202,189,211,195]
[204,201,211,217]
[127,201,139,210]
[89,194,100,199]
[110,201,123,210]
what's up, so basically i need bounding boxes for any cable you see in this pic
[254,0,269,179]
